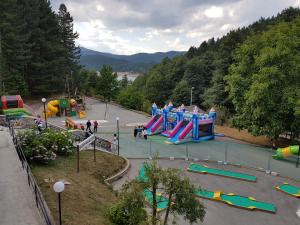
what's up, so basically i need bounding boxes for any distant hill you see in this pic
[79,47,185,73]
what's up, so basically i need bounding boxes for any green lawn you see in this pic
[32,150,126,225]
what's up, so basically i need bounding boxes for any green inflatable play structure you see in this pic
[273,145,299,159]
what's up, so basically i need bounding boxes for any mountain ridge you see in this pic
[79,47,185,73]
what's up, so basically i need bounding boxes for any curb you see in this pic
[104,155,131,183]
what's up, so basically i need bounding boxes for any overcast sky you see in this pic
[50,0,300,55]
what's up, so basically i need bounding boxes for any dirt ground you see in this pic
[215,125,293,148]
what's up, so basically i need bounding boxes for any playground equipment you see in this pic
[138,164,169,211]
[145,102,216,144]
[46,98,77,117]
[0,95,30,116]
[65,117,79,129]
[272,145,299,159]
[187,163,257,182]
[276,183,300,198]
[195,189,276,213]
[79,111,87,119]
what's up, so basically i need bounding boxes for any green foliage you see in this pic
[118,160,205,225]
[226,17,300,139]
[96,65,119,101]
[131,7,300,114]
[171,80,190,106]
[0,0,80,96]
[117,86,144,110]
[161,168,206,225]
[107,181,147,225]
[17,128,73,164]
[119,74,130,89]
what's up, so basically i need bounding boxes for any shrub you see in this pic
[17,128,73,164]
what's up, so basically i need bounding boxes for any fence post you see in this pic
[34,185,39,208]
[77,144,80,173]
[296,147,300,168]
[267,152,271,172]
[93,139,96,162]
[224,142,228,164]
[149,138,152,159]
[185,144,189,160]
[26,165,30,186]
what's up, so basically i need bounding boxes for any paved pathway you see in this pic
[0,127,45,225]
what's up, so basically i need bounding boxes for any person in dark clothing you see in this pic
[85,131,90,139]
[134,126,138,138]
[86,120,92,133]
[93,120,99,133]
[142,128,147,140]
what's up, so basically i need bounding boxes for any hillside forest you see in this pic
[0,2,299,141]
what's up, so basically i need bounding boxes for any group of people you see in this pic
[80,120,99,133]
[134,125,147,140]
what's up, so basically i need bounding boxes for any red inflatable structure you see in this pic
[1,95,24,110]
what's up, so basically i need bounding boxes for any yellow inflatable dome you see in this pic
[69,99,76,107]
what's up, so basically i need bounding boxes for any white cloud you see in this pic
[220,24,232,31]
[96,4,105,12]
[50,0,300,54]
[204,6,224,18]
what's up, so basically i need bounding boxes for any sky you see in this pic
[50,0,300,55]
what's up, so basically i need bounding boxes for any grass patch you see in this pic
[32,150,126,225]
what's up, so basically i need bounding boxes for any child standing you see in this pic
[93,120,99,133]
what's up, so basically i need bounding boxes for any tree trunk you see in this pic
[163,193,173,225]
[152,186,157,225]
[104,101,108,120]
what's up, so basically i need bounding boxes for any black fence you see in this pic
[7,119,55,225]
[47,122,115,154]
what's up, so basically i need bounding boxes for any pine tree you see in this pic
[26,0,65,95]
[57,3,81,93]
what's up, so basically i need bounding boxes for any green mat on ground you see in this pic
[188,163,257,182]
[138,164,169,211]
[195,189,276,213]
[276,183,300,198]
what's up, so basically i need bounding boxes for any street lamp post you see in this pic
[190,87,195,106]
[116,117,120,156]
[41,98,47,128]
[53,181,65,225]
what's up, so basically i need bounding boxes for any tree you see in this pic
[123,160,206,225]
[108,181,147,225]
[119,74,129,89]
[161,168,205,225]
[118,86,144,110]
[97,65,118,118]
[225,18,300,141]
[171,80,190,106]
[57,4,81,93]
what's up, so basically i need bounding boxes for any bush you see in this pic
[117,86,144,110]
[17,128,73,164]
[107,182,147,225]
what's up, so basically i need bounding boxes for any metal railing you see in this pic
[7,118,55,225]
[47,122,116,154]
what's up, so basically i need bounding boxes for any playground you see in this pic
[113,159,300,225]
[32,98,300,224]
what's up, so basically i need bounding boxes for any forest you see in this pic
[0,0,80,96]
